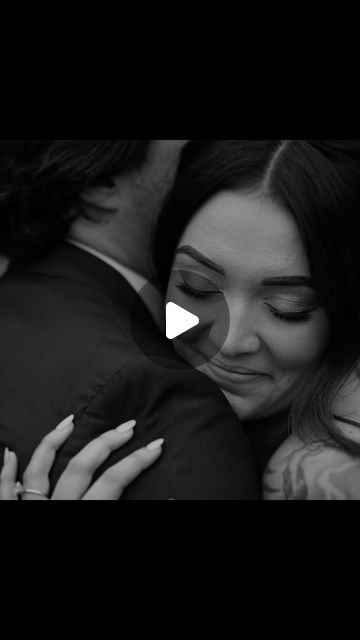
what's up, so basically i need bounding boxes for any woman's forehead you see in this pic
[178,191,310,278]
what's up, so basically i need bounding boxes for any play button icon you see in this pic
[166,302,199,340]
[129,273,231,370]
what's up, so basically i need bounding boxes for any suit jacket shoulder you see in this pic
[0,243,259,500]
[52,353,259,500]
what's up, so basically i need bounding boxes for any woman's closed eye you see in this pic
[174,276,319,322]
[175,273,223,299]
[265,297,319,323]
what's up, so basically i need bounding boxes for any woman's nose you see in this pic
[212,302,262,357]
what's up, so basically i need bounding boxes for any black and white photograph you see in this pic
[1,139,360,500]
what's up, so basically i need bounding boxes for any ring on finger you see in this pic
[22,487,49,499]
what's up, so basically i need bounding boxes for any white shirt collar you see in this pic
[67,239,148,295]
[66,239,164,330]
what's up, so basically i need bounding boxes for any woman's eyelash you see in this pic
[176,284,316,322]
[266,305,315,323]
[175,282,219,299]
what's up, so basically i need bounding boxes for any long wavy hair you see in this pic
[0,140,151,261]
[153,140,360,456]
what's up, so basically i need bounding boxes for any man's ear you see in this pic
[80,178,119,213]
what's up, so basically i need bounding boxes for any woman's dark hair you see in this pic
[0,140,151,261]
[153,140,360,456]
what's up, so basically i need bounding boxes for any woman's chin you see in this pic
[219,388,275,422]
[177,347,284,422]
[220,389,257,421]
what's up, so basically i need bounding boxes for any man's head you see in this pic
[0,140,187,276]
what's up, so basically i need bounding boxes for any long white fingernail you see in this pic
[116,420,136,433]
[3,447,10,465]
[146,438,165,451]
[56,415,75,431]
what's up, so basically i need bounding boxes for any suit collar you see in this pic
[10,241,141,302]
[66,239,149,295]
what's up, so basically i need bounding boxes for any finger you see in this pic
[21,490,49,501]
[82,438,164,501]
[22,415,75,496]
[0,450,19,501]
[51,421,137,500]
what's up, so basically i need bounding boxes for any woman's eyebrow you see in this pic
[175,248,313,287]
[175,246,225,275]
[262,276,313,287]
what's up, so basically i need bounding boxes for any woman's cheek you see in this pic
[268,318,330,373]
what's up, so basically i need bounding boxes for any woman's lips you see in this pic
[205,361,268,390]
[210,359,266,376]
[176,345,269,389]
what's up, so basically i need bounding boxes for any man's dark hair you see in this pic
[0,140,151,261]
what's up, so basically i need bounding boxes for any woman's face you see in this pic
[166,191,330,421]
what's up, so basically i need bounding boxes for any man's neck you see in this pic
[68,223,154,281]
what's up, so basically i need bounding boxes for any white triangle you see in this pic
[166,302,200,340]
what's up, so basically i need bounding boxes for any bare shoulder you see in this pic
[262,432,360,500]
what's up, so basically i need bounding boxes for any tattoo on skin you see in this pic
[262,439,360,500]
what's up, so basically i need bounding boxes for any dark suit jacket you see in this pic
[0,242,259,499]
